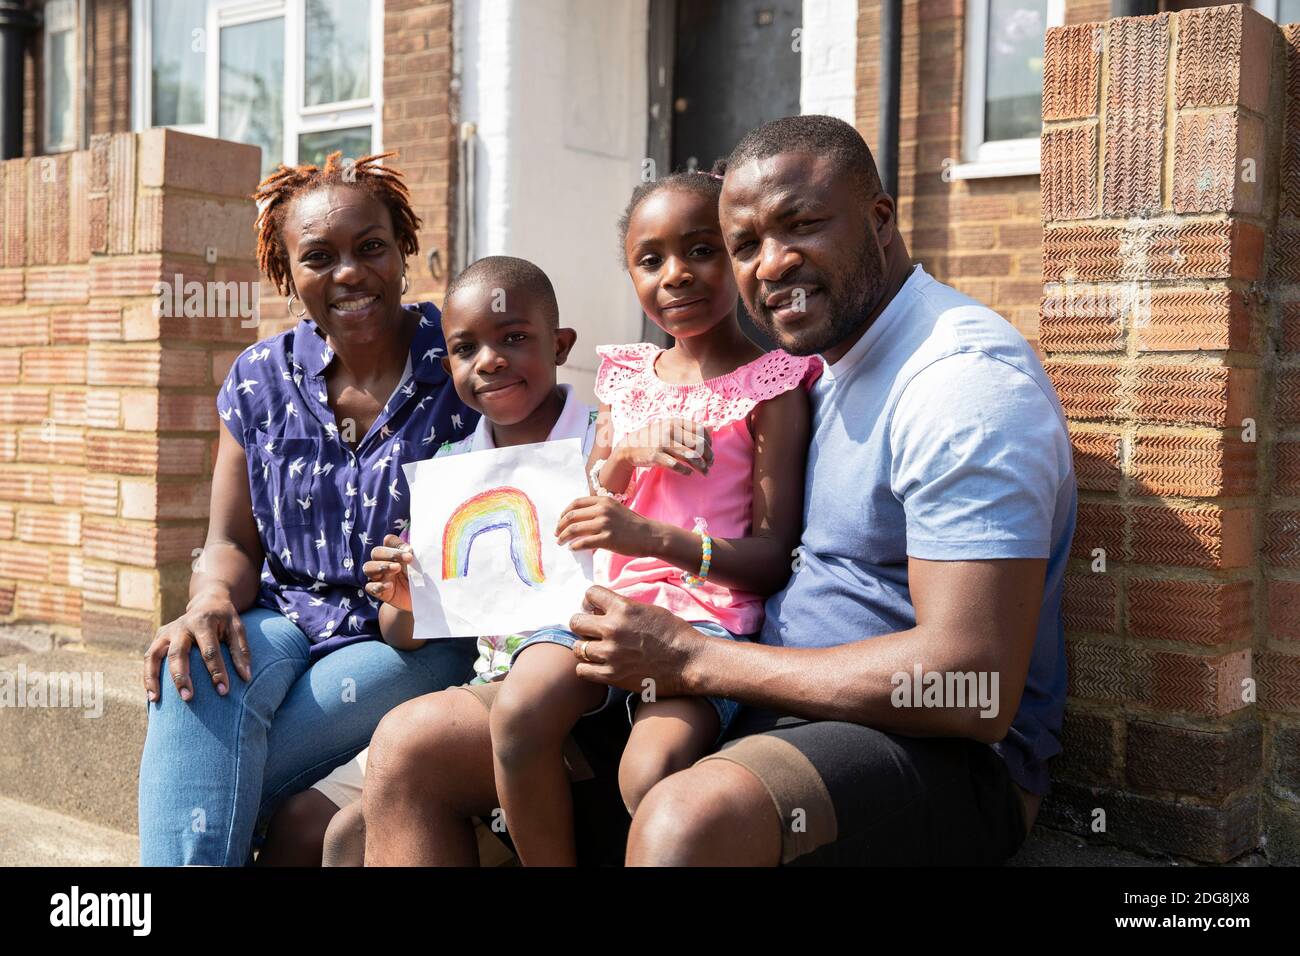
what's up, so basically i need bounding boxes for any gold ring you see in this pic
[576,640,590,662]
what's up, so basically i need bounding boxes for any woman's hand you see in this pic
[556,496,658,557]
[615,417,713,477]
[364,535,414,611]
[143,588,251,703]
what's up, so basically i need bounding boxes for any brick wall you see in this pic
[855,0,1113,352]
[1039,3,1299,864]
[0,129,261,651]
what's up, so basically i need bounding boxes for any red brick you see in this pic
[1268,579,1300,642]
[1175,4,1274,114]
[1276,442,1300,498]
[49,550,82,590]
[1044,360,1122,420]
[1,159,27,267]
[0,503,12,538]
[1135,287,1254,353]
[1071,501,1126,562]
[79,562,117,606]
[0,309,49,346]
[1130,504,1253,569]
[81,517,205,568]
[1103,14,1169,217]
[1275,224,1300,282]
[1266,511,1300,568]
[1173,110,1265,216]
[0,390,48,424]
[20,348,86,385]
[16,425,84,467]
[1128,577,1253,646]
[120,479,213,521]
[1257,652,1300,713]
[80,475,118,517]
[1054,709,1120,785]
[86,345,210,388]
[88,255,208,299]
[1149,647,1252,716]
[1125,718,1260,801]
[15,509,80,547]
[1129,431,1256,497]
[1040,285,1126,353]
[1282,25,1300,219]
[1043,23,1103,121]
[1067,638,1142,702]
[26,154,70,266]
[84,433,209,476]
[0,269,24,305]
[67,150,90,264]
[136,128,262,200]
[0,542,47,582]
[1131,365,1255,428]
[24,265,90,304]
[14,582,81,627]
[1277,369,1300,426]
[51,302,122,344]
[82,389,120,429]
[1043,221,1263,283]
[79,604,158,653]
[1062,571,1117,634]
[1041,123,1098,221]
[0,349,19,383]
[1283,303,1300,355]
[1068,427,1120,493]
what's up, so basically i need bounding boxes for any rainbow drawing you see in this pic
[441,486,546,588]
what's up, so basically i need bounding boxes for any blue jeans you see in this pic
[138,607,476,866]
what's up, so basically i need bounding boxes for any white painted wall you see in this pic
[456,0,649,403]
[800,0,858,122]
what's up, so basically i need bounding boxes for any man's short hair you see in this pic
[726,114,884,202]
[445,255,559,327]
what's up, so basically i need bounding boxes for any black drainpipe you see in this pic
[877,0,902,198]
[0,0,37,160]
[1110,0,1158,16]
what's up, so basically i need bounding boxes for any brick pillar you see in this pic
[0,129,261,652]
[1038,4,1291,863]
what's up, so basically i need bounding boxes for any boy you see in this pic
[257,255,595,866]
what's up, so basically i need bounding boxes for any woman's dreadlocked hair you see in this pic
[252,151,422,296]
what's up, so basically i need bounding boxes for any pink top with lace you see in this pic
[594,342,822,635]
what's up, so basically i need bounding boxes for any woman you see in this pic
[138,152,479,866]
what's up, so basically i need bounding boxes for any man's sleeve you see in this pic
[889,351,1071,561]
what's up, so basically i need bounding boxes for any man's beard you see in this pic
[751,239,887,357]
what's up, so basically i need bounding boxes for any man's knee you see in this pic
[626,761,781,866]
[367,694,457,794]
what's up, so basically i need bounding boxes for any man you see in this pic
[568,114,1075,865]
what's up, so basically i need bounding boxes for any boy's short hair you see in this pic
[444,255,559,328]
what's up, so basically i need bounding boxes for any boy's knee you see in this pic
[322,801,366,867]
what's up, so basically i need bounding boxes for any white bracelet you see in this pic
[589,458,630,503]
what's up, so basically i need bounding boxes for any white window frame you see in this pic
[1252,0,1300,22]
[132,0,384,167]
[42,0,81,153]
[948,0,1064,181]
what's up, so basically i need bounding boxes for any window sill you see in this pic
[942,156,1041,181]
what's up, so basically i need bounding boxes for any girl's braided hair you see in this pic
[616,159,727,266]
[252,151,422,295]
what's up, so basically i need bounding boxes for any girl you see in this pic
[487,166,820,865]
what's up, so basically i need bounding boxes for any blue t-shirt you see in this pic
[760,264,1076,795]
[216,302,478,661]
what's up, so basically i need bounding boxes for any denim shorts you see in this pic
[512,621,745,739]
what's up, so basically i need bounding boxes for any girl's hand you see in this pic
[556,496,657,557]
[142,588,251,703]
[363,535,414,612]
[616,417,713,477]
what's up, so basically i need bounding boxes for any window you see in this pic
[950,0,1065,180]
[1253,0,1300,24]
[43,0,79,152]
[133,0,383,177]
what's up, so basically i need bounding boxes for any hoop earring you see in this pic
[401,271,409,296]
[287,292,308,318]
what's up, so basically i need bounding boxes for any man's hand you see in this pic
[616,418,713,477]
[568,586,705,696]
[364,535,414,611]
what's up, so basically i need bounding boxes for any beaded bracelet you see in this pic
[681,517,712,588]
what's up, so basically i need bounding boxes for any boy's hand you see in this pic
[616,417,712,477]
[363,535,414,612]
[557,496,655,557]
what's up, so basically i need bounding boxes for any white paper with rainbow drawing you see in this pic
[400,437,595,638]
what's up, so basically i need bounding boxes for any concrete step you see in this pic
[0,794,137,866]
[0,640,145,834]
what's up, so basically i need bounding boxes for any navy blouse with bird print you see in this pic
[216,301,478,660]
